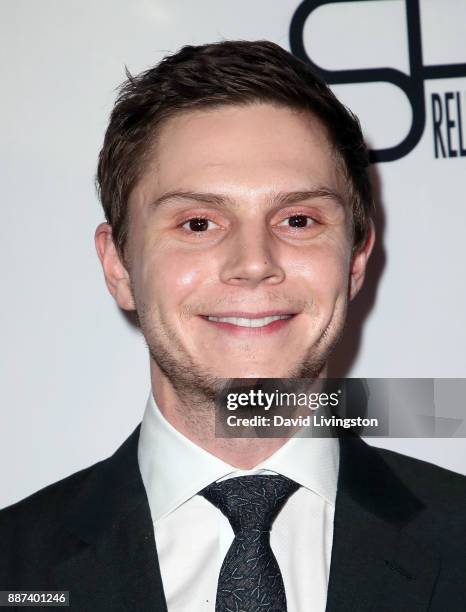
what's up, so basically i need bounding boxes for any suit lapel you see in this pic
[326,434,440,611]
[55,424,168,612]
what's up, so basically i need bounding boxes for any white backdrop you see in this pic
[1,0,465,510]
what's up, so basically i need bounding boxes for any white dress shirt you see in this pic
[137,392,339,612]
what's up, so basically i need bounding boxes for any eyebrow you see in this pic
[149,188,346,211]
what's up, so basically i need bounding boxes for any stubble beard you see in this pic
[135,296,348,435]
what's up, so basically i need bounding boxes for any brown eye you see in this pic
[182,217,214,232]
[280,215,314,228]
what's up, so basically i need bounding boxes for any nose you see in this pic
[219,223,285,287]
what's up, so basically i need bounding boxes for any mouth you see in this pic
[200,311,297,334]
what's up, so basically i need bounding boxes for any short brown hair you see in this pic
[96,40,373,261]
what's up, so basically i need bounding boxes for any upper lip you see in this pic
[202,311,297,319]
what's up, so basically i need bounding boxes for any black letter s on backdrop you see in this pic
[290,0,466,163]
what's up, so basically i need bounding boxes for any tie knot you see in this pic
[199,474,300,535]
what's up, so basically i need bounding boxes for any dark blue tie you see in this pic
[199,474,300,612]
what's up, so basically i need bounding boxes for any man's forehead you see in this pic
[154,104,334,166]
[131,103,349,209]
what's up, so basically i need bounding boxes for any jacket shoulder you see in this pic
[0,426,141,586]
[372,444,466,507]
[0,460,107,585]
[1,459,103,515]
[0,424,141,528]
[0,457,106,562]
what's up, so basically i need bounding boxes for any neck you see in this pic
[149,363,328,469]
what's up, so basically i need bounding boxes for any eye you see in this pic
[278,214,315,228]
[181,217,218,232]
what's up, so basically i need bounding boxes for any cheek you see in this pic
[134,238,213,309]
[290,240,351,301]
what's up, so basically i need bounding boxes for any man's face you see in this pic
[102,103,372,387]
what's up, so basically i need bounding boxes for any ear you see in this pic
[349,219,375,301]
[94,223,135,311]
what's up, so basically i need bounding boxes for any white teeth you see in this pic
[207,315,292,328]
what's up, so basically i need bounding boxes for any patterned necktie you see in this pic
[199,474,300,612]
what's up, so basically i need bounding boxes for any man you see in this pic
[1,40,465,611]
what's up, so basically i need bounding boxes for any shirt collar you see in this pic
[138,391,339,523]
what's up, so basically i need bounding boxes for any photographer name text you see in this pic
[226,414,379,429]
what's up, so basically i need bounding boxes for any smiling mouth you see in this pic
[202,313,295,329]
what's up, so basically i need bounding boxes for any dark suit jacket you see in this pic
[1,424,465,611]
